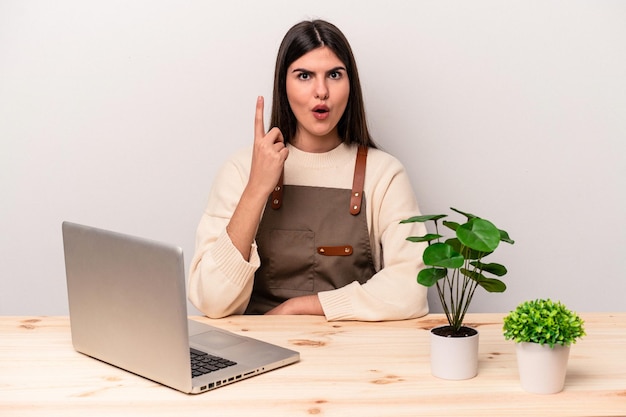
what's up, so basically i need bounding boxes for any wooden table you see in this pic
[1,313,624,416]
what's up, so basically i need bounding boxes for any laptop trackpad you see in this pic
[190,331,245,350]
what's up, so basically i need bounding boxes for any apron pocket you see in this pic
[267,229,315,292]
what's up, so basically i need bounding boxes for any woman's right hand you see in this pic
[225,97,289,261]
[247,96,289,198]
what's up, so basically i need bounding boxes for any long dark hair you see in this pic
[270,20,376,148]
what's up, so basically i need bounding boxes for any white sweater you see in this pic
[188,142,429,321]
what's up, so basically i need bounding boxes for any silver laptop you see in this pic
[62,221,299,394]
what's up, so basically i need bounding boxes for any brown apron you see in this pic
[246,146,376,314]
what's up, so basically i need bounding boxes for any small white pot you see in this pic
[429,326,479,380]
[515,342,571,394]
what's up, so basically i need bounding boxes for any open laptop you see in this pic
[62,221,299,394]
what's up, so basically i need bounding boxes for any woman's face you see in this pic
[286,46,350,152]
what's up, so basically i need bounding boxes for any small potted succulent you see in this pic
[503,298,586,394]
[401,207,514,380]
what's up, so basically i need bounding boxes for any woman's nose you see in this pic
[314,81,329,100]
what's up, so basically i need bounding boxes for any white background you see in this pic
[1,0,624,315]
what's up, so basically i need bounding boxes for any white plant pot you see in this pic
[515,342,571,394]
[429,326,479,380]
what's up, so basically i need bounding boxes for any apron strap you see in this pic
[271,145,369,214]
[271,171,284,210]
[350,145,368,215]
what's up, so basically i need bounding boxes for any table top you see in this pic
[1,313,625,417]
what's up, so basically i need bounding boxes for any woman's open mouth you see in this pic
[312,105,330,120]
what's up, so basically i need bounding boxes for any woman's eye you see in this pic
[298,72,310,80]
[329,71,344,80]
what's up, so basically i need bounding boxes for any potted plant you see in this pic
[401,207,514,380]
[502,298,585,394]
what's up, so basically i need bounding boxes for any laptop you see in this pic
[62,221,299,394]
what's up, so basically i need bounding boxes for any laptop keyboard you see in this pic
[190,347,237,378]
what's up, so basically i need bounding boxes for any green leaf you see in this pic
[461,268,507,292]
[460,268,483,282]
[469,261,508,276]
[422,242,464,268]
[400,214,447,224]
[442,221,460,232]
[417,267,447,286]
[450,207,478,219]
[476,277,507,292]
[406,234,442,243]
[499,229,515,244]
[445,238,491,261]
[456,218,501,252]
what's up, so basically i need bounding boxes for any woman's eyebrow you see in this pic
[291,66,347,73]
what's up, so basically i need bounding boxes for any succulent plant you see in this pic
[503,298,586,348]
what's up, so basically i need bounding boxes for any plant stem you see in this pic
[457,262,483,327]
[435,281,450,325]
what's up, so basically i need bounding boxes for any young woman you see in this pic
[188,20,429,321]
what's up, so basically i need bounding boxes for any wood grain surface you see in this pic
[1,313,624,416]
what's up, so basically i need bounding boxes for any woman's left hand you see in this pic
[265,295,324,316]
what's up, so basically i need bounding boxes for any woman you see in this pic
[188,20,428,321]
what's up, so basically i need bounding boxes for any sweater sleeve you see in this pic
[318,152,429,321]
[187,148,259,318]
